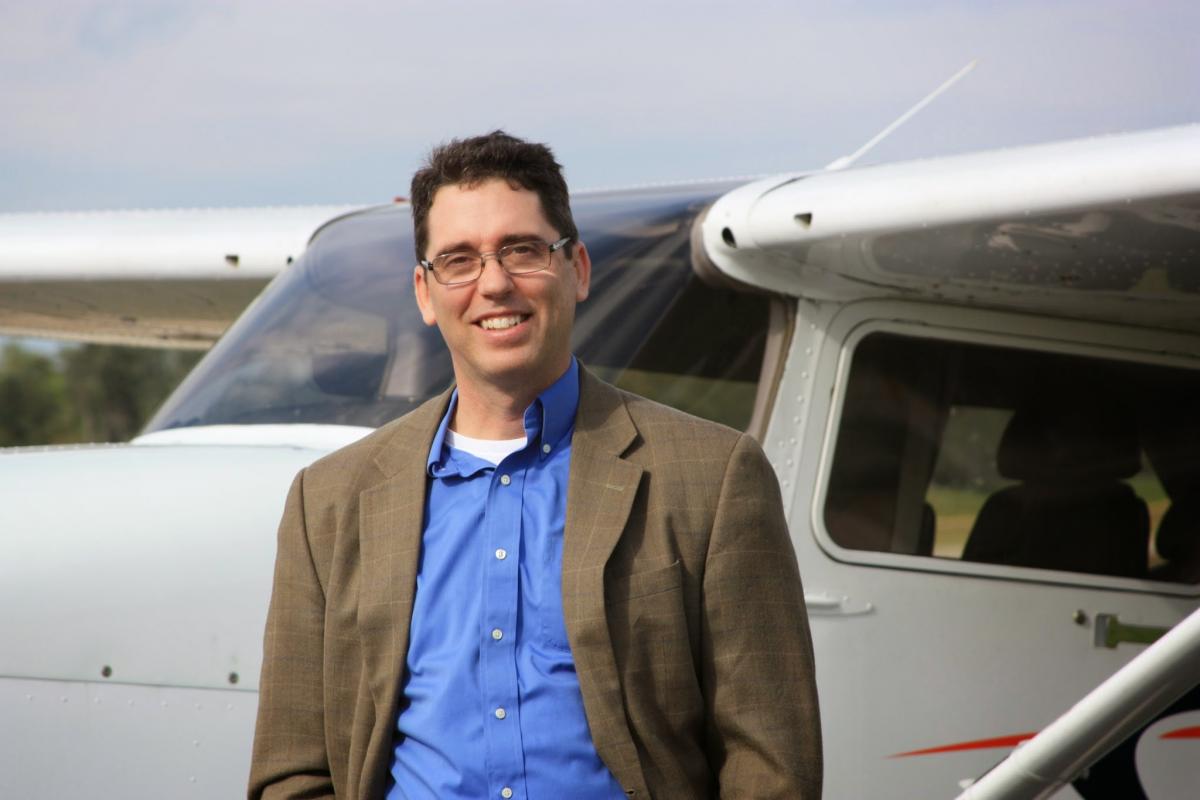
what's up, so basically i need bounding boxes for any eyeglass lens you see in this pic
[434,240,552,284]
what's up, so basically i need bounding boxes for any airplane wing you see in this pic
[0,204,364,347]
[698,124,1200,334]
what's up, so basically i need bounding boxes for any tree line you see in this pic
[0,342,202,446]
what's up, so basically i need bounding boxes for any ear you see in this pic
[413,265,438,326]
[571,241,591,302]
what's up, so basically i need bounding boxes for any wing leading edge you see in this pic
[0,204,361,347]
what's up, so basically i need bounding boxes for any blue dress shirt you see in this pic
[387,359,625,800]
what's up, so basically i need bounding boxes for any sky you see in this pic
[3,1,1198,214]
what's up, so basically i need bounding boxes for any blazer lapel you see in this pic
[563,370,649,796]
[355,389,451,799]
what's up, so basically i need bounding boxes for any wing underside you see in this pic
[0,205,361,347]
[700,124,1200,334]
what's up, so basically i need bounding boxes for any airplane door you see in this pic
[771,302,1200,799]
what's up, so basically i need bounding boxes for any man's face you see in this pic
[413,178,590,398]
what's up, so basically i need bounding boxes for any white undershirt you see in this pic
[445,429,527,465]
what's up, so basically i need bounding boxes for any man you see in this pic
[250,131,821,799]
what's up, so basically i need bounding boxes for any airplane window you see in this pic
[823,332,1200,585]
[145,188,768,435]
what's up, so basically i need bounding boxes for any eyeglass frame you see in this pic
[419,236,573,286]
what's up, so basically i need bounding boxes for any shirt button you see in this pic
[495,548,507,560]
[491,628,503,641]
[494,707,507,720]
[499,474,511,486]
[542,443,551,454]
[501,789,513,799]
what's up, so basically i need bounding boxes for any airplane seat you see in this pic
[1150,498,1200,583]
[962,403,1149,578]
[916,502,936,556]
[824,417,905,552]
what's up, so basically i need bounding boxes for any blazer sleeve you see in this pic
[248,470,336,800]
[701,433,823,798]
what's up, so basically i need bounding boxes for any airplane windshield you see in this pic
[146,188,769,433]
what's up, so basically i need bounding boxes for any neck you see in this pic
[450,382,532,440]
[448,356,572,439]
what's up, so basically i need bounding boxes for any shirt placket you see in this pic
[481,452,529,800]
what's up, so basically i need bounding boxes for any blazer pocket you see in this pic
[606,559,683,604]
[605,559,702,718]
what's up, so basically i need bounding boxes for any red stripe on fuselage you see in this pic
[1161,726,1200,740]
[892,733,1037,758]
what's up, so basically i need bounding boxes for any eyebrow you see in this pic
[434,232,550,256]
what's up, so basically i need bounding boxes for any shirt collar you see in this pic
[526,356,579,455]
[426,357,580,476]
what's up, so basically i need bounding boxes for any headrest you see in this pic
[1156,499,1200,562]
[997,403,1140,482]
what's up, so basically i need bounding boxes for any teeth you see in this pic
[479,315,525,330]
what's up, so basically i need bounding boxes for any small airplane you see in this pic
[2,71,1199,797]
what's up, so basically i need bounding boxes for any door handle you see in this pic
[804,592,873,616]
[1094,613,1171,649]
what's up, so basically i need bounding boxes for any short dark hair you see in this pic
[409,130,578,263]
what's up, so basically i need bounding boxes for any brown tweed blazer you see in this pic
[249,370,821,799]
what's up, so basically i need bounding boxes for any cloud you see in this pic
[75,0,199,55]
[1,0,1197,210]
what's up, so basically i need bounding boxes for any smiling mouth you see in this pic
[478,314,529,331]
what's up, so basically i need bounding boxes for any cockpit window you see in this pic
[146,189,769,434]
[823,331,1200,585]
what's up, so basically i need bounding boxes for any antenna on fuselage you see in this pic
[824,59,978,171]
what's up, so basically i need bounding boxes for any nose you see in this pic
[475,253,514,296]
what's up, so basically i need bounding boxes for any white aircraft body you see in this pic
[2,122,1200,799]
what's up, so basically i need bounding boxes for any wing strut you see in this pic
[824,59,978,171]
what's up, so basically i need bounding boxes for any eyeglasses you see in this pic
[420,237,572,286]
